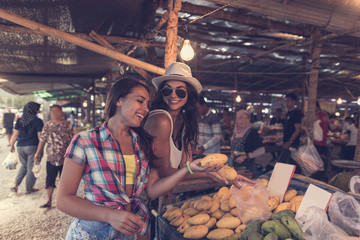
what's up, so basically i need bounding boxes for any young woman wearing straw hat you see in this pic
[144,62,253,185]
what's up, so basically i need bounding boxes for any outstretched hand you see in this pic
[189,158,224,173]
[232,174,256,188]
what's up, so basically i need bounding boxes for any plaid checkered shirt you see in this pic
[65,122,150,235]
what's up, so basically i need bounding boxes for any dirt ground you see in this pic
[0,136,73,240]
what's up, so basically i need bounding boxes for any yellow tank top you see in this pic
[123,154,136,185]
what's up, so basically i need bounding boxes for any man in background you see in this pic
[3,107,15,146]
[195,96,222,157]
[277,93,303,169]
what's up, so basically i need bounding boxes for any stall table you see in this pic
[155,173,360,240]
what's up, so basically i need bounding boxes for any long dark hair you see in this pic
[150,81,199,155]
[104,78,155,160]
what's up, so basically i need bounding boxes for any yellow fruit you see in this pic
[205,217,217,229]
[207,228,234,239]
[187,214,210,225]
[290,200,301,213]
[284,189,298,202]
[190,200,199,208]
[273,202,291,214]
[218,165,237,181]
[230,208,239,217]
[163,206,179,219]
[259,178,269,187]
[200,153,228,167]
[167,209,183,221]
[177,221,191,233]
[268,196,280,211]
[235,224,246,233]
[201,195,212,201]
[170,215,190,227]
[183,207,200,217]
[212,209,225,219]
[209,201,220,213]
[216,217,241,229]
[221,200,231,212]
[194,199,212,211]
[241,207,267,224]
[289,195,304,205]
[181,201,191,211]
[183,225,208,239]
[229,196,237,209]
[217,187,229,199]
[220,213,234,219]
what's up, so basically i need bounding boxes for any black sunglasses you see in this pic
[161,87,187,99]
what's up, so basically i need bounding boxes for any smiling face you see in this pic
[236,111,250,129]
[161,80,188,112]
[116,86,150,127]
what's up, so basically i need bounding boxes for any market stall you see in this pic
[155,165,360,240]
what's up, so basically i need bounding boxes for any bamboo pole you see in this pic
[89,30,152,81]
[305,28,322,135]
[164,0,181,68]
[0,8,165,76]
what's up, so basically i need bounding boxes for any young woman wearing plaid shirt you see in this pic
[56,78,221,240]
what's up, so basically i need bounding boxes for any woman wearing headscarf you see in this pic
[230,110,265,177]
[10,101,44,194]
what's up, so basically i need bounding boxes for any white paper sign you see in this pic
[295,184,332,219]
[267,163,296,202]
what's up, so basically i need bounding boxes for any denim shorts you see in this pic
[65,218,136,240]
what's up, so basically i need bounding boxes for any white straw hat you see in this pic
[152,62,202,93]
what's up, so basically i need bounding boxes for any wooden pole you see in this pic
[305,28,322,136]
[355,114,360,161]
[0,8,165,76]
[164,0,181,68]
[301,57,307,112]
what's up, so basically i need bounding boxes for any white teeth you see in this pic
[136,114,144,119]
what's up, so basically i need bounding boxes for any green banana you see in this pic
[271,210,295,221]
[240,231,264,240]
[243,220,263,234]
[280,216,304,240]
[224,233,242,240]
[264,232,278,240]
[261,220,292,240]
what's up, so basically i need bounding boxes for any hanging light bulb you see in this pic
[336,98,342,105]
[180,39,195,61]
[236,95,241,103]
[357,97,360,106]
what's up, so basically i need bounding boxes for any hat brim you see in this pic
[152,75,202,93]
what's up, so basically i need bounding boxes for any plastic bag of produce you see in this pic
[232,179,271,224]
[3,151,18,170]
[296,206,354,240]
[328,191,360,234]
[291,137,324,176]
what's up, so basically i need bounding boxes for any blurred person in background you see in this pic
[195,96,222,157]
[34,105,74,208]
[10,102,43,194]
[230,110,265,177]
[221,108,232,145]
[270,108,284,127]
[342,117,358,160]
[277,93,303,172]
[3,106,15,146]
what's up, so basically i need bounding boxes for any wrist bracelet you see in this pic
[186,161,194,174]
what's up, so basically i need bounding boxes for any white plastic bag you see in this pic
[291,137,324,176]
[296,206,352,240]
[328,191,360,233]
[232,179,271,224]
[313,120,323,142]
[3,151,18,170]
[32,163,41,178]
